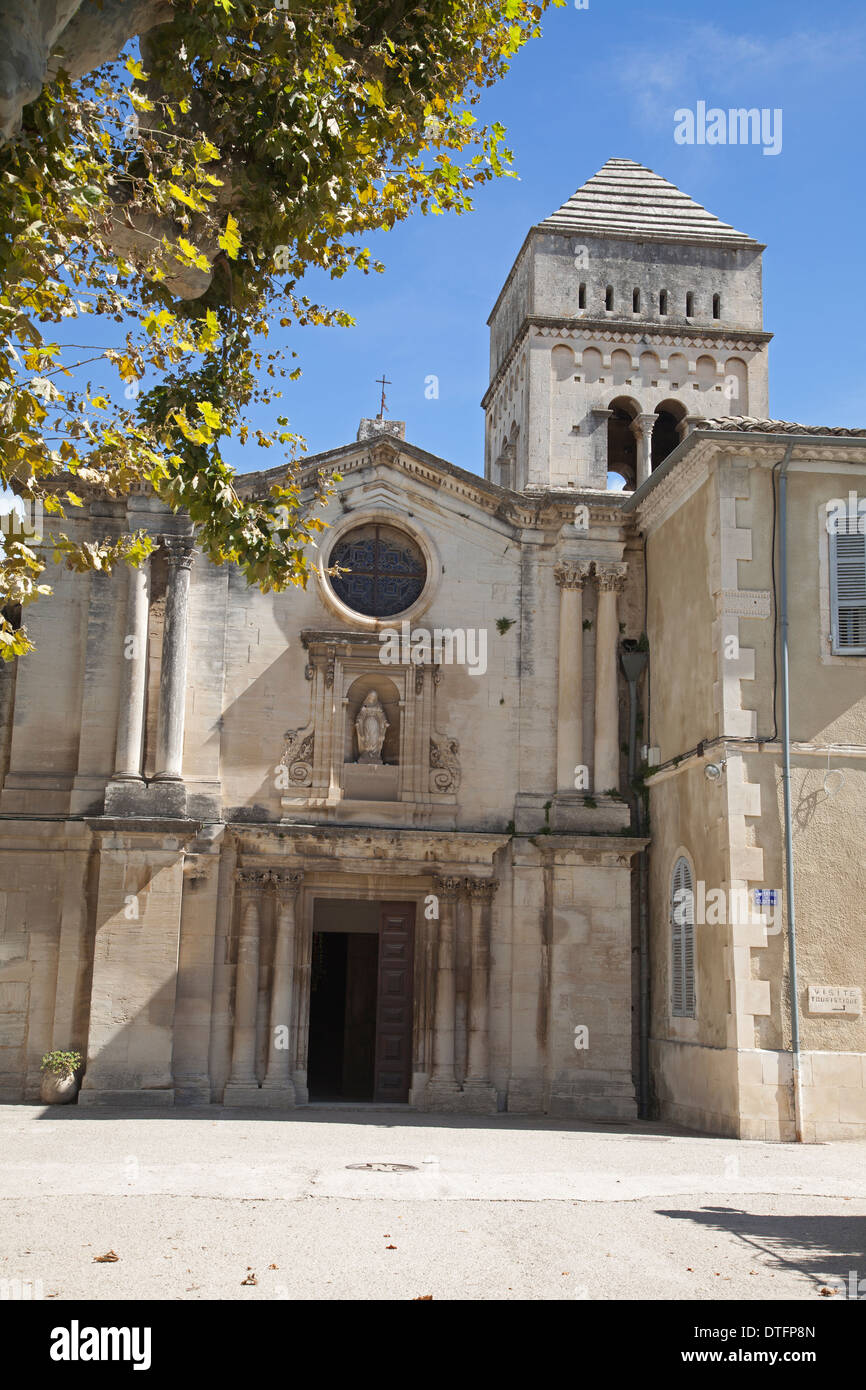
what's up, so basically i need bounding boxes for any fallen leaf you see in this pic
[268,1263,278,1270]
[241,1272,258,1286]
[385,1244,397,1250]
[413,1294,433,1300]
[93,1251,119,1263]
[819,1287,837,1297]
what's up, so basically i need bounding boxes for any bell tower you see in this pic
[482,157,771,492]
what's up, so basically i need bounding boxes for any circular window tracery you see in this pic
[328,523,426,618]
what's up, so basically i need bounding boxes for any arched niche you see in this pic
[696,354,717,392]
[551,343,575,381]
[667,352,688,388]
[581,347,602,384]
[344,673,401,766]
[724,357,748,414]
[611,349,632,386]
[639,350,660,388]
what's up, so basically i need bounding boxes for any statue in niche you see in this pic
[354,691,389,764]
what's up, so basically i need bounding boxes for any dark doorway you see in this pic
[307,901,415,1103]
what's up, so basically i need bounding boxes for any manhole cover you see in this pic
[345,1162,418,1173]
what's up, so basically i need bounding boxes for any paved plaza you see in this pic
[1,1107,864,1301]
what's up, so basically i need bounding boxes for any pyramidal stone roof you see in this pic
[538,158,758,247]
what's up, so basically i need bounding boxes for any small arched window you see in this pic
[659,289,668,315]
[578,282,586,309]
[632,287,640,313]
[605,285,614,311]
[685,292,695,317]
[712,293,721,319]
[671,856,695,1018]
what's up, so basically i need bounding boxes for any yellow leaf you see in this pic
[218,214,241,259]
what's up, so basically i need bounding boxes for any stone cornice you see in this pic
[230,824,512,871]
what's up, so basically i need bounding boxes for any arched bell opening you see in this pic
[651,400,687,471]
[606,396,639,490]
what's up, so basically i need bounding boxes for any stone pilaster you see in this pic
[554,560,592,793]
[593,563,627,795]
[172,848,222,1105]
[154,535,195,783]
[425,874,462,1104]
[224,868,268,1105]
[463,877,498,1111]
[262,869,304,1106]
[78,822,197,1107]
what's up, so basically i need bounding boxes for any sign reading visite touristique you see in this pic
[807,985,862,1016]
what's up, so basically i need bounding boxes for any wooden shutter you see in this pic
[671,857,695,1018]
[830,508,866,655]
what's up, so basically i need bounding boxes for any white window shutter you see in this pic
[671,856,694,1017]
[830,508,866,655]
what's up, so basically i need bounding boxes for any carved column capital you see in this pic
[594,562,628,593]
[270,869,304,901]
[432,874,463,903]
[464,876,498,903]
[631,412,658,440]
[160,535,196,571]
[235,868,269,898]
[554,559,592,591]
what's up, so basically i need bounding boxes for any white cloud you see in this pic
[619,23,866,123]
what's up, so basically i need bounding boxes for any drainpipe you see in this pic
[621,644,650,1120]
[777,442,804,1142]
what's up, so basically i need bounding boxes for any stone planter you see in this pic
[40,1070,80,1105]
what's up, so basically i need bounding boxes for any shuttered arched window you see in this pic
[671,856,696,1018]
[829,504,866,655]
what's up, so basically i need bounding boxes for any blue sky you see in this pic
[261,0,866,477]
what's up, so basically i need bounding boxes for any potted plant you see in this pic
[40,1050,82,1104]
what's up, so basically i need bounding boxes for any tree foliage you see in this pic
[0,0,556,659]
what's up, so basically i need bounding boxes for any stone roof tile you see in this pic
[540,157,757,246]
[699,416,866,437]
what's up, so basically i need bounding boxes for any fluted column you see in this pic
[554,560,592,792]
[113,557,150,779]
[154,535,194,782]
[593,563,627,795]
[427,875,462,1091]
[263,869,304,1103]
[464,878,497,1090]
[225,869,268,1100]
[632,413,658,487]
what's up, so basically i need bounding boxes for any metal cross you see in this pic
[375,372,391,417]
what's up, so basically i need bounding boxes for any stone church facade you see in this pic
[1,159,864,1138]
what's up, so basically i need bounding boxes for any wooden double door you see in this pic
[372,903,415,1103]
[308,901,415,1104]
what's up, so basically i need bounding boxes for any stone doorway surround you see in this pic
[218,825,509,1113]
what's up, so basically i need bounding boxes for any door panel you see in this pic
[373,904,415,1103]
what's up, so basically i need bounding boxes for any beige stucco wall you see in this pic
[642,444,866,1139]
